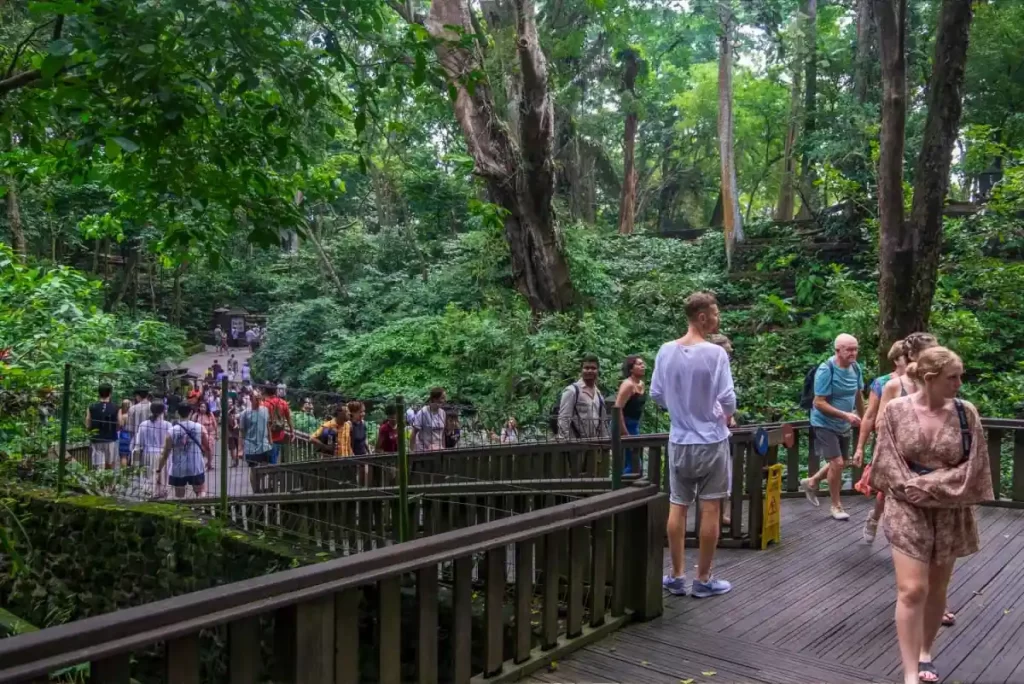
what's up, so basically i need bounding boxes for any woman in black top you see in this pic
[615,355,647,474]
[347,401,369,456]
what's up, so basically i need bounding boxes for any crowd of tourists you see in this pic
[212,324,266,353]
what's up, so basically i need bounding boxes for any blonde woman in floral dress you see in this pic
[869,347,992,684]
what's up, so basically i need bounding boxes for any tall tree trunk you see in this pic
[172,263,184,327]
[903,0,974,334]
[718,3,743,268]
[4,178,27,261]
[305,217,346,297]
[424,0,576,312]
[106,242,140,312]
[150,258,157,313]
[854,0,876,104]
[797,0,818,219]
[875,0,910,369]
[775,68,803,221]
[617,49,640,235]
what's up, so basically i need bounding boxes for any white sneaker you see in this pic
[831,505,850,521]
[800,478,820,507]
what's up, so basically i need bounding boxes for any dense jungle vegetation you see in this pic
[2,0,1024,434]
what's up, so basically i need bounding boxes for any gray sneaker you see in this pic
[662,574,688,596]
[800,478,820,507]
[830,505,850,521]
[691,577,732,598]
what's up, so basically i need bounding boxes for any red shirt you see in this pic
[262,396,291,443]
[377,422,398,453]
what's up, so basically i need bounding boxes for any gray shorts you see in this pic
[813,428,850,462]
[668,439,731,506]
[90,441,119,468]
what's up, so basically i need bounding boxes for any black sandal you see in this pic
[919,661,939,683]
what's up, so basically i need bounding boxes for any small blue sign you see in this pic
[754,427,769,456]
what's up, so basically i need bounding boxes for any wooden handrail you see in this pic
[0,484,659,679]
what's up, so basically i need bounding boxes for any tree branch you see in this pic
[4,21,55,80]
[0,70,42,96]
[386,0,417,23]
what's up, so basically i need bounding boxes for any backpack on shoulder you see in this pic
[798,362,826,411]
[549,386,578,435]
[269,399,286,433]
[799,358,862,411]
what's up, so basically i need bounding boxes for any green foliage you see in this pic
[0,488,307,626]
[0,244,184,457]
[251,207,1024,426]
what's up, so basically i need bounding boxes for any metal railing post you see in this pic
[56,363,71,497]
[220,376,229,518]
[611,406,623,490]
[396,396,410,542]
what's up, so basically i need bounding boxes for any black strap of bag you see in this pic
[907,399,972,475]
[176,421,208,459]
[954,398,972,462]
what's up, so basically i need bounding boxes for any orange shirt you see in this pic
[262,396,291,443]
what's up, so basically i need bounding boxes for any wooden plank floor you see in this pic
[529,497,1024,684]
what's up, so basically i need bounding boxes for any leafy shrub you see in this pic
[0,245,185,457]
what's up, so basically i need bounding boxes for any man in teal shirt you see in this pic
[800,333,864,520]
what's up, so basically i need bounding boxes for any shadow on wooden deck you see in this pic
[529,497,1024,684]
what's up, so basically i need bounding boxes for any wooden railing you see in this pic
[768,418,1024,506]
[256,437,621,493]
[189,478,618,553]
[0,483,666,684]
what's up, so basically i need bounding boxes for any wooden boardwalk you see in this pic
[530,497,1024,684]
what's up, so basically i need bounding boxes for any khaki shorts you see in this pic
[668,439,731,506]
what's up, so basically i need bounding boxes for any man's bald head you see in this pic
[834,333,858,350]
[834,333,859,367]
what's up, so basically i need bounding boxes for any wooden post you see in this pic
[786,427,801,493]
[624,499,664,620]
[649,444,662,490]
[611,406,623,489]
[396,396,410,542]
[1014,430,1024,502]
[988,428,1003,500]
[56,363,71,496]
[220,376,229,517]
[747,442,764,550]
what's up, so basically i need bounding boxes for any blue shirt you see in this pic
[809,359,862,434]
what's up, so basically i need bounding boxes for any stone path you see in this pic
[182,344,252,378]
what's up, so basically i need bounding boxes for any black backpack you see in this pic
[799,359,862,411]
[549,385,606,436]
[549,386,576,435]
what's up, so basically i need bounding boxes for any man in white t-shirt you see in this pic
[411,387,446,451]
[134,401,172,497]
[650,291,736,599]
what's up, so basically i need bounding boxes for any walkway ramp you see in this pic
[530,497,1024,684]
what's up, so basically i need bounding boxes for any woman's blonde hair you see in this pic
[902,332,938,362]
[906,346,961,384]
[887,340,906,363]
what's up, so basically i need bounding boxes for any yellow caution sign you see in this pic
[762,464,782,549]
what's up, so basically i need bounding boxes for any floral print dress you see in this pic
[869,396,993,564]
